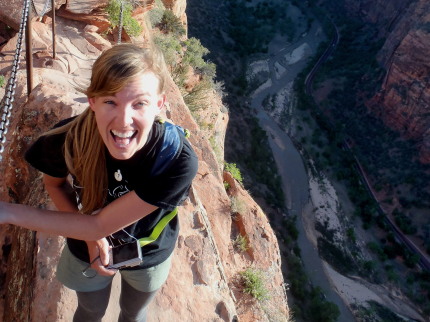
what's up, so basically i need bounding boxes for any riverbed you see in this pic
[247,17,357,321]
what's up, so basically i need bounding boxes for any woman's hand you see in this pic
[86,238,117,276]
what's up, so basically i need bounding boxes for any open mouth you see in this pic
[111,130,137,147]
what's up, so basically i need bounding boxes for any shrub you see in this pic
[346,227,356,242]
[182,38,210,70]
[106,0,142,37]
[223,181,231,191]
[230,196,246,214]
[0,75,5,88]
[158,9,185,36]
[148,0,165,27]
[363,260,376,273]
[154,34,216,112]
[284,216,299,240]
[225,162,243,183]
[153,34,182,69]
[239,268,269,301]
[183,77,214,111]
[233,234,249,252]
[208,135,223,163]
[179,39,216,111]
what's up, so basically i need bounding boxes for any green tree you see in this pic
[182,38,210,70]
[159,10,185,36]
[225,162,243,183]
[153,34,182,69]
[153,33,216,112]
[404,252,420,268]
[106,0,142,37]
[148,0,165,27]
[308,287,340,322]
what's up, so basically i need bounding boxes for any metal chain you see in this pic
[0,0,31,161]
[117,0,124,44]
[31,0,52,17]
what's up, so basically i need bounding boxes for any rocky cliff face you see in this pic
[342,0,430,163]
[0,1,288,321]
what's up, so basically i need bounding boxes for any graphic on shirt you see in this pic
[114,169,122,181]
[109,183,131,199]
[110,169,131,199]
[71,172,131,210]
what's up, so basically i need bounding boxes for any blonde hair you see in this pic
[48,43,169,214]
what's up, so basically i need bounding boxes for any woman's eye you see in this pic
[104,100,116,105]
[136,101,149,107]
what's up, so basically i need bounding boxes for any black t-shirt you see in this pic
[25,118,198,269]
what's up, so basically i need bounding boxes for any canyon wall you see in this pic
[0,1,289,321]
[343,0,430,163]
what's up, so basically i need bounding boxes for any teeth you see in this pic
[112,130,135,138]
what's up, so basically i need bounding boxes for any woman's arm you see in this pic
[1,186,158,241]
[43,174,115,274]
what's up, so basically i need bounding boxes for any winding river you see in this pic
[250,26,356,321]
[187,1,355,320]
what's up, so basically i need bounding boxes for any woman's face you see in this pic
[89,72,165,160]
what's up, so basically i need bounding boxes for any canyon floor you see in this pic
[234,2,426,321]
[247,32,426,321]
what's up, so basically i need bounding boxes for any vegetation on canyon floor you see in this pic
[292,1,430,316]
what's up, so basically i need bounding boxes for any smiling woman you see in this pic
[89,72,165,161]
[0,43,198,322]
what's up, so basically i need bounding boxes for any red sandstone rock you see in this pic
[65,0,109,15]
[0,0,29,31]
[56,6,111,33]
[81,28,112,52]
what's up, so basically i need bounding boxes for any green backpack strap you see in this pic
[138,119,190,247]
[139,207,178,247]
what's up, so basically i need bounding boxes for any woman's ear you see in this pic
[88,97,96,111]
[157,94,166,112]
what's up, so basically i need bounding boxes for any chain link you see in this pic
[117,0,124,44]
[0,0,31,161]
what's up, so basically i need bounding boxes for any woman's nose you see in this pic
[117,106,133,126]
